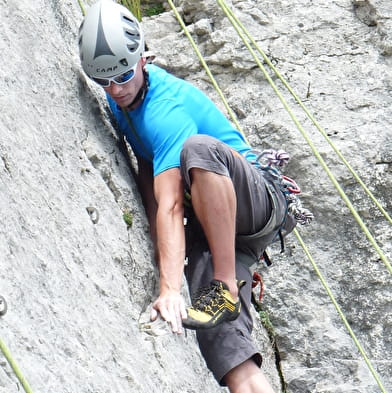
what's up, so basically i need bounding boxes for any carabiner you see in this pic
[282,175,301,194]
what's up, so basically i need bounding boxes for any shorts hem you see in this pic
[218,351,263,386]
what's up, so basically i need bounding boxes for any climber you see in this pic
[78,1,292,391]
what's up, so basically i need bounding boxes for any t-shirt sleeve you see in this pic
[146,99,197,176]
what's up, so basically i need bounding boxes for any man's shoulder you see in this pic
[147,64,198,95]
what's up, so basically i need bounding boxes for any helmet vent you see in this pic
[119,58,128,66]
[124,30,140,53]
[124,30,139,38]
[122,15,137,27]
[127,43,138,53]
[120,13,142,54]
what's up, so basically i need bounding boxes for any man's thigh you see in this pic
[180,134,271,236]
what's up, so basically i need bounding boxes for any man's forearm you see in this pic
[156,203,185,293]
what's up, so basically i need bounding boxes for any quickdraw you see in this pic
[246,148,314,227]
[282,175,301,194]
[252,272,264,303]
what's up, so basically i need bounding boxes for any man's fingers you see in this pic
[167,303,180,333]
[180,302,188,320]
[150,307,158,321]
[155,306,171,324]
[174,299,188,334]
[151,294,186,334]
[175,313,183,334]
[160,306,180,334]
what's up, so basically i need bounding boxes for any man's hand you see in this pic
[150,291,187,334]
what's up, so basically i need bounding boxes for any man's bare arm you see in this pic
[151,167,187,333]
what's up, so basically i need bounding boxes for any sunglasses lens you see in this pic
[92,77,110,87]
[90,64,137,87]
[114,68,135,84]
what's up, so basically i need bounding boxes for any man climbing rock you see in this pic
[78,1,296,391]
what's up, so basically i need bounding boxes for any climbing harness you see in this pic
[243,148,313,263]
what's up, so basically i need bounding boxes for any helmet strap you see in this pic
[126,68,149,111]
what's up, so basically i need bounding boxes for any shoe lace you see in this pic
[192,283,222,311]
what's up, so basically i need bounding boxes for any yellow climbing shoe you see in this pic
[183,280,245,330]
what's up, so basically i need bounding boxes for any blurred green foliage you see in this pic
[118,0,165,20]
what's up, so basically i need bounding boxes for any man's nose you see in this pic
[107,82,122,95]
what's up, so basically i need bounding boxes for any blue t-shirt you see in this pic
[108,64,252,177]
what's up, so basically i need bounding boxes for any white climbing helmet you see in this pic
[78,0,144,79]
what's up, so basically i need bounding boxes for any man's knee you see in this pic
[183,134,210,149]
[181,134,219,159]
[180,135,229,188]
[224,359,275,393]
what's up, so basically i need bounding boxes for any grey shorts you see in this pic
[180,135,272,385]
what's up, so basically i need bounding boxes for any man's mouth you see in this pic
[114,95,131,105]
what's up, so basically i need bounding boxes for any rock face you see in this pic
[0,1,390,393]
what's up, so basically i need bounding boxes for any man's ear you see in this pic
[143,51,156,64]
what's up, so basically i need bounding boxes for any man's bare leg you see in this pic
[189,168,238,298]
[224,359,276,393]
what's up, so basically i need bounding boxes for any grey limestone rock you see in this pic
[1,0,391,393]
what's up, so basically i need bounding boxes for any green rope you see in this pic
[77,0,86,15]
[0,338,34,393]
[166,0,247,141]
[217,0,391,275]
[217,0,392,227]
[294,229,388,393]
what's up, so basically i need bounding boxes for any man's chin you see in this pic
[116,100,132,108]
[113,96,132,107]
